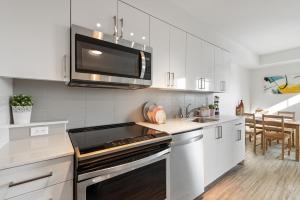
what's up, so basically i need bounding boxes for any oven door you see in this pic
[70,25,152,87]
[76,149,170,200]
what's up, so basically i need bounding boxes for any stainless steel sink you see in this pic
[192,118,219,123]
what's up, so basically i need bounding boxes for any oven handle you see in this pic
[140,51,146,79]
[77,148,170,182]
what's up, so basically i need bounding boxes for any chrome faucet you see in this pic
[185,104,199,118]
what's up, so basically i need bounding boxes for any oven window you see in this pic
[75,34,140,78]
[86,160,166,200]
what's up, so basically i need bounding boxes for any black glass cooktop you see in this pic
[68,122,168,154]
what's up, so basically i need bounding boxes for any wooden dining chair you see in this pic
[278,111,296,146]
[244,113,263,153]
[262,114,291,160]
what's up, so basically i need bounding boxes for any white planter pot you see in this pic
[12,106,32,125]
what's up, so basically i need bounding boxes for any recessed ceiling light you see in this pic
[142,36,146,40]
[96,23,101,28]
[130,32,134,36]
[88,50,102,56]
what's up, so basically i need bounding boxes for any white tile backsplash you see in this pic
[13,79,212,129]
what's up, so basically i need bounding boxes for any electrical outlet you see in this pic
[30,126,49,136]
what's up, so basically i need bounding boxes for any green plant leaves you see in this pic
[10,94,33,107]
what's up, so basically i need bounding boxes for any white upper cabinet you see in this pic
[186,34,215,91]
[118,2,150,45]
[71,0,117,35]
[170,26,187,90]
[150,18,186,89]
[0,0,70,81]
[150,17,170,88]
[214,47,230,92]
[186,34,202,91]
[198,42,215,91]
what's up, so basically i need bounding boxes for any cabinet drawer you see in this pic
[0,156,73,199]
[7,180,73,200]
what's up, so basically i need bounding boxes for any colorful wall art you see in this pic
[264,75,300,94]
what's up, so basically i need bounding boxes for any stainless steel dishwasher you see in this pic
[170,128,204,200]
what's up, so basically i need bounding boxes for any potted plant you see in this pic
[10,94,33,125]
[208,104,215,116]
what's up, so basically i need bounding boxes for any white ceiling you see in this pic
[168,0,300,55]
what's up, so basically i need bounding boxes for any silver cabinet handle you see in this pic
[215,126,219,139]
[63,54,67,81]
[171,73,175,87]
[235,123,242,126]
[236,130,242,141]
[215,126,222,139]
[139,51,146,78]
[9,172,53,188]
[119,18,124,38]
[167,72,171,87]
[198,78,205,89]
[113,16,118,37]
[220,81,226,92]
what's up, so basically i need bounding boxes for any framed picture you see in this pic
[264,75,300,94]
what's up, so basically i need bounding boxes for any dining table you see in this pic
[254,117,300,161]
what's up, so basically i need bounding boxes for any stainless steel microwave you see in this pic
[68,25,152,89]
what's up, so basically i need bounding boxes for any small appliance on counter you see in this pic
[68,122,171,200]
[142,101,167,124]
[68,25,152,89]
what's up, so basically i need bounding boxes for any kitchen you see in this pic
[1,0,300,200]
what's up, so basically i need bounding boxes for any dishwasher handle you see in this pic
[172,134,203,147]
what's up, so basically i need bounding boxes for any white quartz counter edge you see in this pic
[0,132,74,170]
[137,115,244,134]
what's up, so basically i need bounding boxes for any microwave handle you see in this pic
[140,51,146,79]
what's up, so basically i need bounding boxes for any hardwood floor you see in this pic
[202,137,300,200]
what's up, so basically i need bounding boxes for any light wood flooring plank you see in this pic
[202,137,300,200]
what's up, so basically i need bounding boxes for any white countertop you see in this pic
[0,132,74,170]
[137,115,243,134]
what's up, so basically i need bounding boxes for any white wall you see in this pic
[0,78,12,125]
[250,61,300,119]
[260,47,300,66]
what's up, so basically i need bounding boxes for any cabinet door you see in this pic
[199,42,215,91]
[186,34,202,90]
[150,17,170,88]
[232,119,246,165]
[203,126,218,186]
[217,122,234,176]
[214,48,230,92]
[118,2,150,45]
[0,0,70,81]
[8,180,73,200]
[71,0,117,34]
[170,27,186,90]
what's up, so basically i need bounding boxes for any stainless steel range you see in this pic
[68,122,171,200]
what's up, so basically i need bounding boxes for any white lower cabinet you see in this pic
[0,156,73,199]
[8,180,73,200]
[232,118,246,165]
[203,119,245,187]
